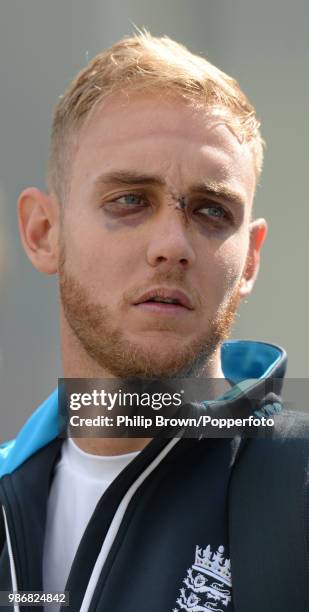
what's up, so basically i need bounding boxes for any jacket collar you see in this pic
[0,339,287,477]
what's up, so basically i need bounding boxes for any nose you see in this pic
[146,205,196,269]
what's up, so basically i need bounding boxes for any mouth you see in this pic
[133,288,194,315]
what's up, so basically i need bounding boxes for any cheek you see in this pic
[60,218,136,306]
[204,236,249,300]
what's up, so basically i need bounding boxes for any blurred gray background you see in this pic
[1,0,308,442]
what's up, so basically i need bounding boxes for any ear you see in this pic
[239,218,268,298]
[17,187,60,275]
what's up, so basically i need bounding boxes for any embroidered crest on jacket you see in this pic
[173,544,232,611]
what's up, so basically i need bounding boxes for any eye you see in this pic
[112,193,147,207]
[195,203,231,221]
[102,192,149,217]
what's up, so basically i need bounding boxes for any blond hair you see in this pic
[48,30,264,202]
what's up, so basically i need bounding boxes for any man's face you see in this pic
[58,93,257,378]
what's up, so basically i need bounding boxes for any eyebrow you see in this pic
[93,170,245,208]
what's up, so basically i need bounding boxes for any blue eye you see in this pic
[197,205,228,219]
[102,192,148,218]
[114,194,145,206]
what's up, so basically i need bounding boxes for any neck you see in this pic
[72,436,152,456]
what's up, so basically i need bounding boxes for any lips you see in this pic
[133,288,194,310]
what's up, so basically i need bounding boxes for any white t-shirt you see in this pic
[43,438,139,610]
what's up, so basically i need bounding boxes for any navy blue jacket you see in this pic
[1,340,308,612]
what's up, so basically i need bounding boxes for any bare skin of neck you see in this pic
[61,315,225,456]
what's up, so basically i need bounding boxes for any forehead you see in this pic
[71,92,256,203]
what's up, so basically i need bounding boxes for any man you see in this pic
[0,31,308,611]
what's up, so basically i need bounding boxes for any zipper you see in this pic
[79,437,180,612]
[2,504,20,612]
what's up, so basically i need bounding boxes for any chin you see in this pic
[108,341,208,379]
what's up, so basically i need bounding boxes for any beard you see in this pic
[59,250,241,379]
